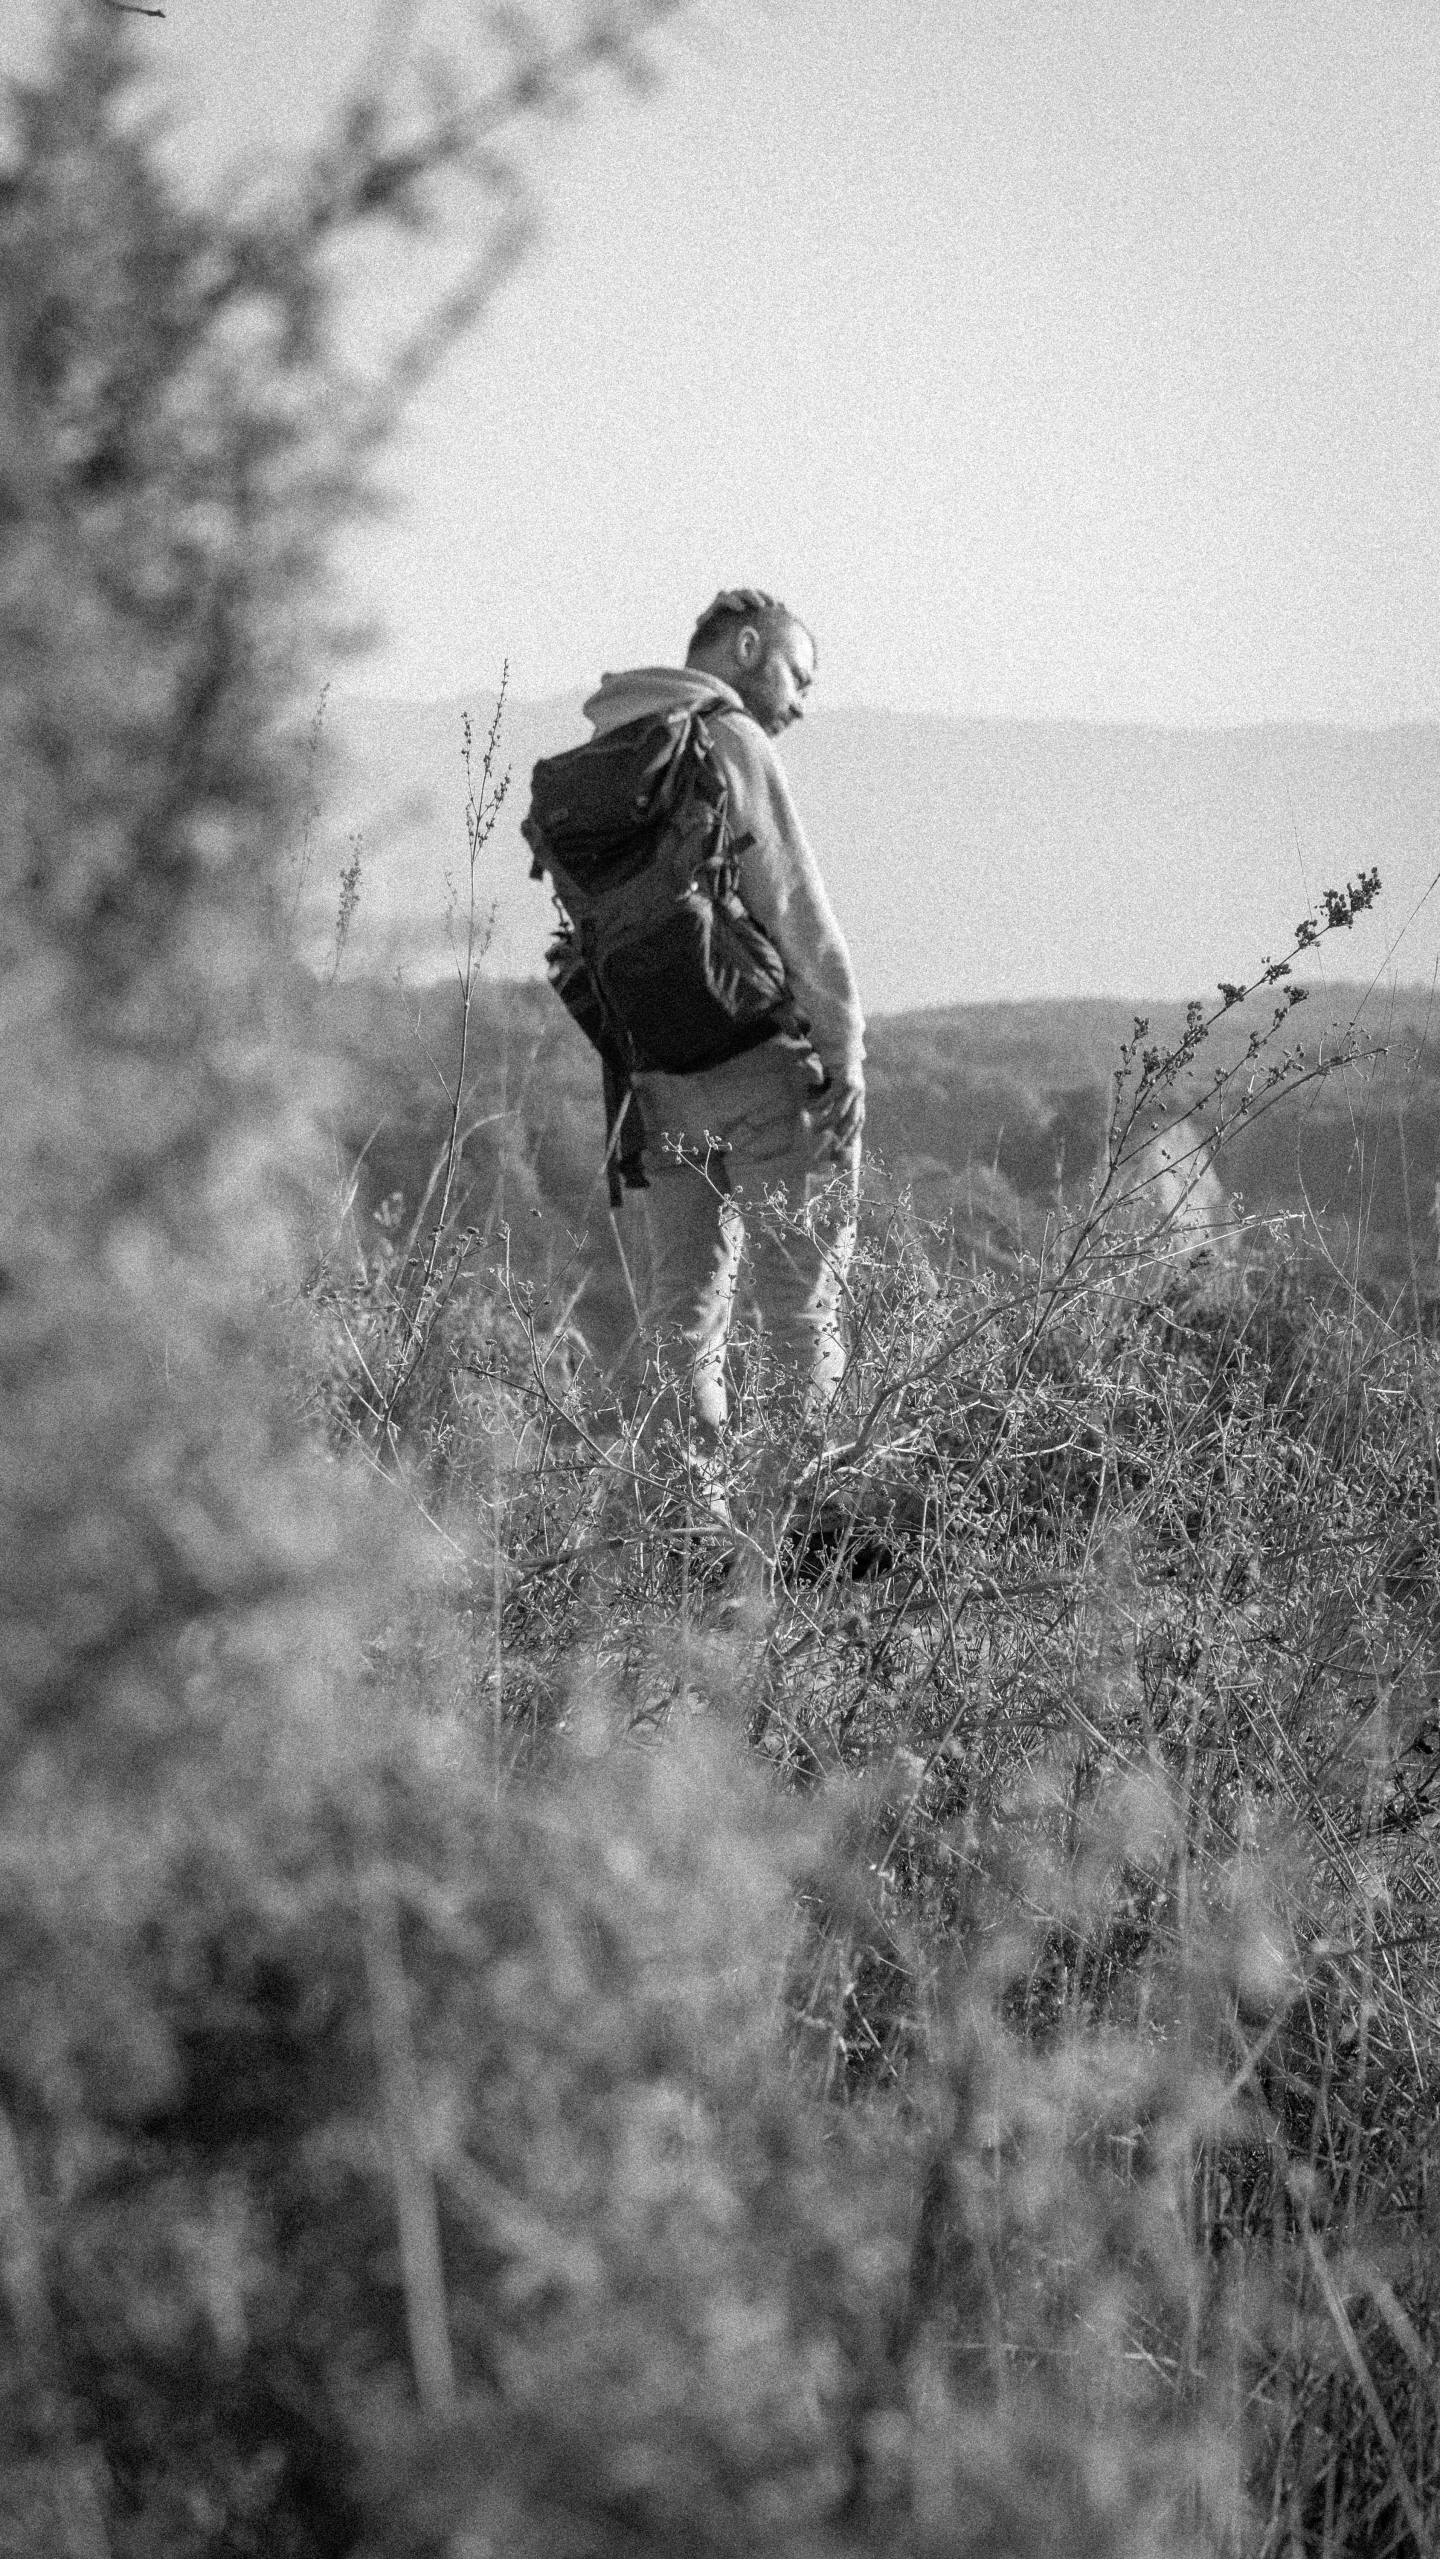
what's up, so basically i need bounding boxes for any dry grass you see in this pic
[289,1072,1440,2558]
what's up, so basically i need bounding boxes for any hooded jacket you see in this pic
[580,667,865,1086]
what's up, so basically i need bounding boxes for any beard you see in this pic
[737,671,792,734]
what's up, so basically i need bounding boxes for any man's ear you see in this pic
[733,624,762,670]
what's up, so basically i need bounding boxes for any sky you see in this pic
[13,0,1438,727]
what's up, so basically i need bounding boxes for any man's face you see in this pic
[734,620,815,736]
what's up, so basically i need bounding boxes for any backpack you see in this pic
[522,705,809,1138]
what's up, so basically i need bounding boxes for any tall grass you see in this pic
[287,876,1440,2556]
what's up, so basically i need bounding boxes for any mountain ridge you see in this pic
[302,694,1440,1014]
[334,684,1440,740]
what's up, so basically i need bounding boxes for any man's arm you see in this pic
[708,717,866,1111]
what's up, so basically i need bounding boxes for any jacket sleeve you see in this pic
[707,715,866,1083]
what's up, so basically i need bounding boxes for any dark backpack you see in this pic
[522,705,809,1133]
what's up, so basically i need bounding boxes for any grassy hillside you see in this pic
[865,980,1440,1300]
[292,1014,1440,2559]
[313,969,1440,1360]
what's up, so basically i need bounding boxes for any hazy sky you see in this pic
[11,0,1440,724]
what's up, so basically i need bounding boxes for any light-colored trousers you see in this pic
[628,1037,858,1443]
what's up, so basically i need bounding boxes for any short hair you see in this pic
[686,586,810,664]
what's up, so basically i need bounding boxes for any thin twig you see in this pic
[358,1860,457,2419]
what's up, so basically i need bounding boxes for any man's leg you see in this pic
[718,1043,858,1433]
[633,1067,745,1444]
[743,1158,857,1424]
[633,1046,856,1564]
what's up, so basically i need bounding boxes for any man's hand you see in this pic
[807,1071,865,1157]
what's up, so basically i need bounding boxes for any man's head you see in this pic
[685,587,816,736]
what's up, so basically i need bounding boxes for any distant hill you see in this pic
[304,690,1440,1013]
[312,971,1440,1363]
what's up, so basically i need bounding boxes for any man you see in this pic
[581,588,865,1477]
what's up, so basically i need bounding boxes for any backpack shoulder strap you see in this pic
[684,700,758,861]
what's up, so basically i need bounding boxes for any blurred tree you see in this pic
[0,6,690,2548]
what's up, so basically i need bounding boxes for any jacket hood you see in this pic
[582,666,747,735]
